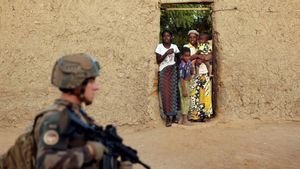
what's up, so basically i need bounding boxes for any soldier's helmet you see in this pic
[51,53,100,89]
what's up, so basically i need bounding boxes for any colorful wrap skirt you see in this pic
[189,73,213,120]
[158,64,178,117]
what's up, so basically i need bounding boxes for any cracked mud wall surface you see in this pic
[0,0,299,128]
[213,0,300,121]
[0,0,160,127]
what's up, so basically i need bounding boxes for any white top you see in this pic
[184,43,208,74]
[197,63,208,74]
[155,44,180,71]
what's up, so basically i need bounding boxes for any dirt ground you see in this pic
[1,120,299,169]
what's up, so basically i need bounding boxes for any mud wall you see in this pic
[0,0,299,128]
[0,0,160,127]
[213,0,300,121]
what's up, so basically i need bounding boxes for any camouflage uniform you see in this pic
[34,53,103,169]
[34,99,99,169]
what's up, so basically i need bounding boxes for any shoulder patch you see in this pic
[43,130,59,146]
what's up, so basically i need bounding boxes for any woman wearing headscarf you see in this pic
[184,30,213,121]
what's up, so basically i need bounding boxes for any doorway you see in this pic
[158,0,216,122]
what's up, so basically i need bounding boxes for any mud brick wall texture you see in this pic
[0,0,299,127]
[213,0,300,122]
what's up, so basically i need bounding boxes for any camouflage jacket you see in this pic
[34,99,99,169]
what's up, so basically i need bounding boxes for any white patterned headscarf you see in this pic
[188,30,199,36]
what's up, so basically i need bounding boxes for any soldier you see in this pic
[34,53,132,169]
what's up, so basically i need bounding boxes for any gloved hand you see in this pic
[119,161,133,169]
[86,141,106,161]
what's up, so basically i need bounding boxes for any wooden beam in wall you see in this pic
[161,7,211,11]
[159,0,214,5]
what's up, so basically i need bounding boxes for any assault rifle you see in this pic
[68,111,151,169]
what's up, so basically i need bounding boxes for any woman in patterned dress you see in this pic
[155,30,180,127]
[184,30,213,121]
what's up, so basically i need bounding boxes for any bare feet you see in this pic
[181,115,192,126]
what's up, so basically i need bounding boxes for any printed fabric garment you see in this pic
[184,43,213,120]
[198,42,212,55]
[197,42,213,116]
[198,41,212,74]
[34,99,99,169]
[178,60,193,115]
[179,60,193,80]
[158,64,178,117]
[189,70,213,120]
[199,73,213,117]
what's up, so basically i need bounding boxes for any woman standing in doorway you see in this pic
[184,30,213,121]
[155,30,180,127]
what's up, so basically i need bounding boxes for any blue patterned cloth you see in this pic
[179,60,193,80]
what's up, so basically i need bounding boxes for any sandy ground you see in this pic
[1,120,300,169]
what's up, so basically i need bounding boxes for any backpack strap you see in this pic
[31,102,69,134]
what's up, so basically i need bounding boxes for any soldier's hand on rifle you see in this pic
[119,161,133,169]
[86,141,107,161]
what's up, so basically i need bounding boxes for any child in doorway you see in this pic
[197,33,213,77]
[178,47,194,125]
